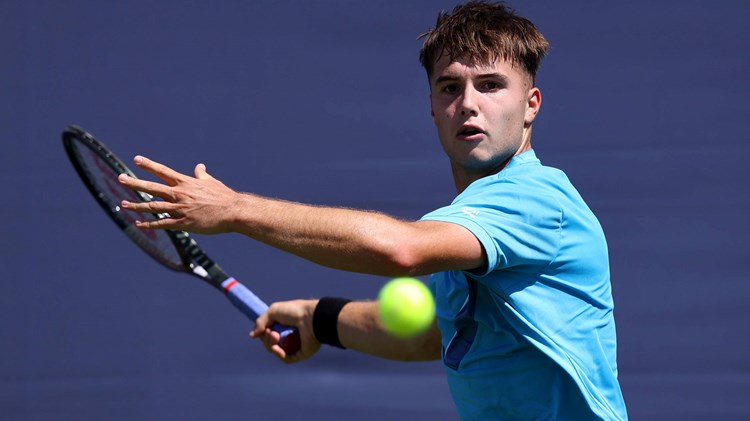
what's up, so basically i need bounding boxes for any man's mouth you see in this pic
[457,125,485,140]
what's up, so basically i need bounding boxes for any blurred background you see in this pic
[1,1,748,419]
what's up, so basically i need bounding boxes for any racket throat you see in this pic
[190,263,210,278]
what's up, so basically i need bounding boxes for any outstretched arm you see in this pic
[251,299,441,363]
[118,156,485,276]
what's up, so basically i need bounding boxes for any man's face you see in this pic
[429,55,540,180]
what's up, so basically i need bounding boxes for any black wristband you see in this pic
[312,297,352,349]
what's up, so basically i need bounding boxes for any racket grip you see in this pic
[222,278,301,354]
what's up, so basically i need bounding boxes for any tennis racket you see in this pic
[62,125,300,353]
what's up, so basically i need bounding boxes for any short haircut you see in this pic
[418,1,549,83]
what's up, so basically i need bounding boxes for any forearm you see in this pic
[229,193,422,276]
[336,301,441,362]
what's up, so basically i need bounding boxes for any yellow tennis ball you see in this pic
[378,277,435,338]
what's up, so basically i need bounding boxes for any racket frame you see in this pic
[62,125,300,352]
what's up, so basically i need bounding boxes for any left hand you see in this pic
[118,155,239,234]
[251,299,321,364]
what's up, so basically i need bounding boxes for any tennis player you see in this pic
[120,1,627,419]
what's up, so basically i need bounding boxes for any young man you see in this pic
[119,2,627,419]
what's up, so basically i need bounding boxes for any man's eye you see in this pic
[483,81,500,91]
[442,85,458,94]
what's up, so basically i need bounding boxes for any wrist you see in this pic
[312,297,352,349]
[226,193,258,234]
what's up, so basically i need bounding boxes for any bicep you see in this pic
[401,220,486,276]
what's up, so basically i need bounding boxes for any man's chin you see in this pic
[458,153,514,174]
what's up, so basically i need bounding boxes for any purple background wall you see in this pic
[2,1,748,419]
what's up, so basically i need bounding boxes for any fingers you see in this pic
[116,155,230,234]
[252,305,298,362]
[133,217,181,230]
[250,300,321,364]
[120,158,216,203]
[118,173,175,200]
[132,155,183,186]
[120,197,178,214]
[252,311,271,336]
[251,313,286,358]
[250,327,288,361]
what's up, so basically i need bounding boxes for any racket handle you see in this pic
[221,278,301,354]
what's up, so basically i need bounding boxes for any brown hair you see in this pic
[418,1,549,82]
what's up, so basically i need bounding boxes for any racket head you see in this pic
[63,125,187,272]
[63,125,300,352]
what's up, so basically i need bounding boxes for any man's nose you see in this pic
[459,86,479,116]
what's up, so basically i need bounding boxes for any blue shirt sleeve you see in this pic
[421,182,562,277]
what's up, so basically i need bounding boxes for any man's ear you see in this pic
[525,87,541,126]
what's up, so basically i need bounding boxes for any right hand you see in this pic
[119,157,242,235]
[251,299,321,363]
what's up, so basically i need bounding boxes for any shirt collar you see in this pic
[504,149,540,171]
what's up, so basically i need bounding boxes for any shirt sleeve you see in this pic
[421,185,562,277]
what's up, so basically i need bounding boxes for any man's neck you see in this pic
[452,133,533,194]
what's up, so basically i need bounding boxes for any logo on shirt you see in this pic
[461,206,480,218]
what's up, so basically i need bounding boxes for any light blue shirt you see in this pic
[421,150,627,420]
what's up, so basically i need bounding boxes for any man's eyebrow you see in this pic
[477,73,510,82]
[433,73,510,85]
[434,75,460,85]
[475,73,510,84]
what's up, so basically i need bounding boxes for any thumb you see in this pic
[251,311,271,338]
[194,163,212,179]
